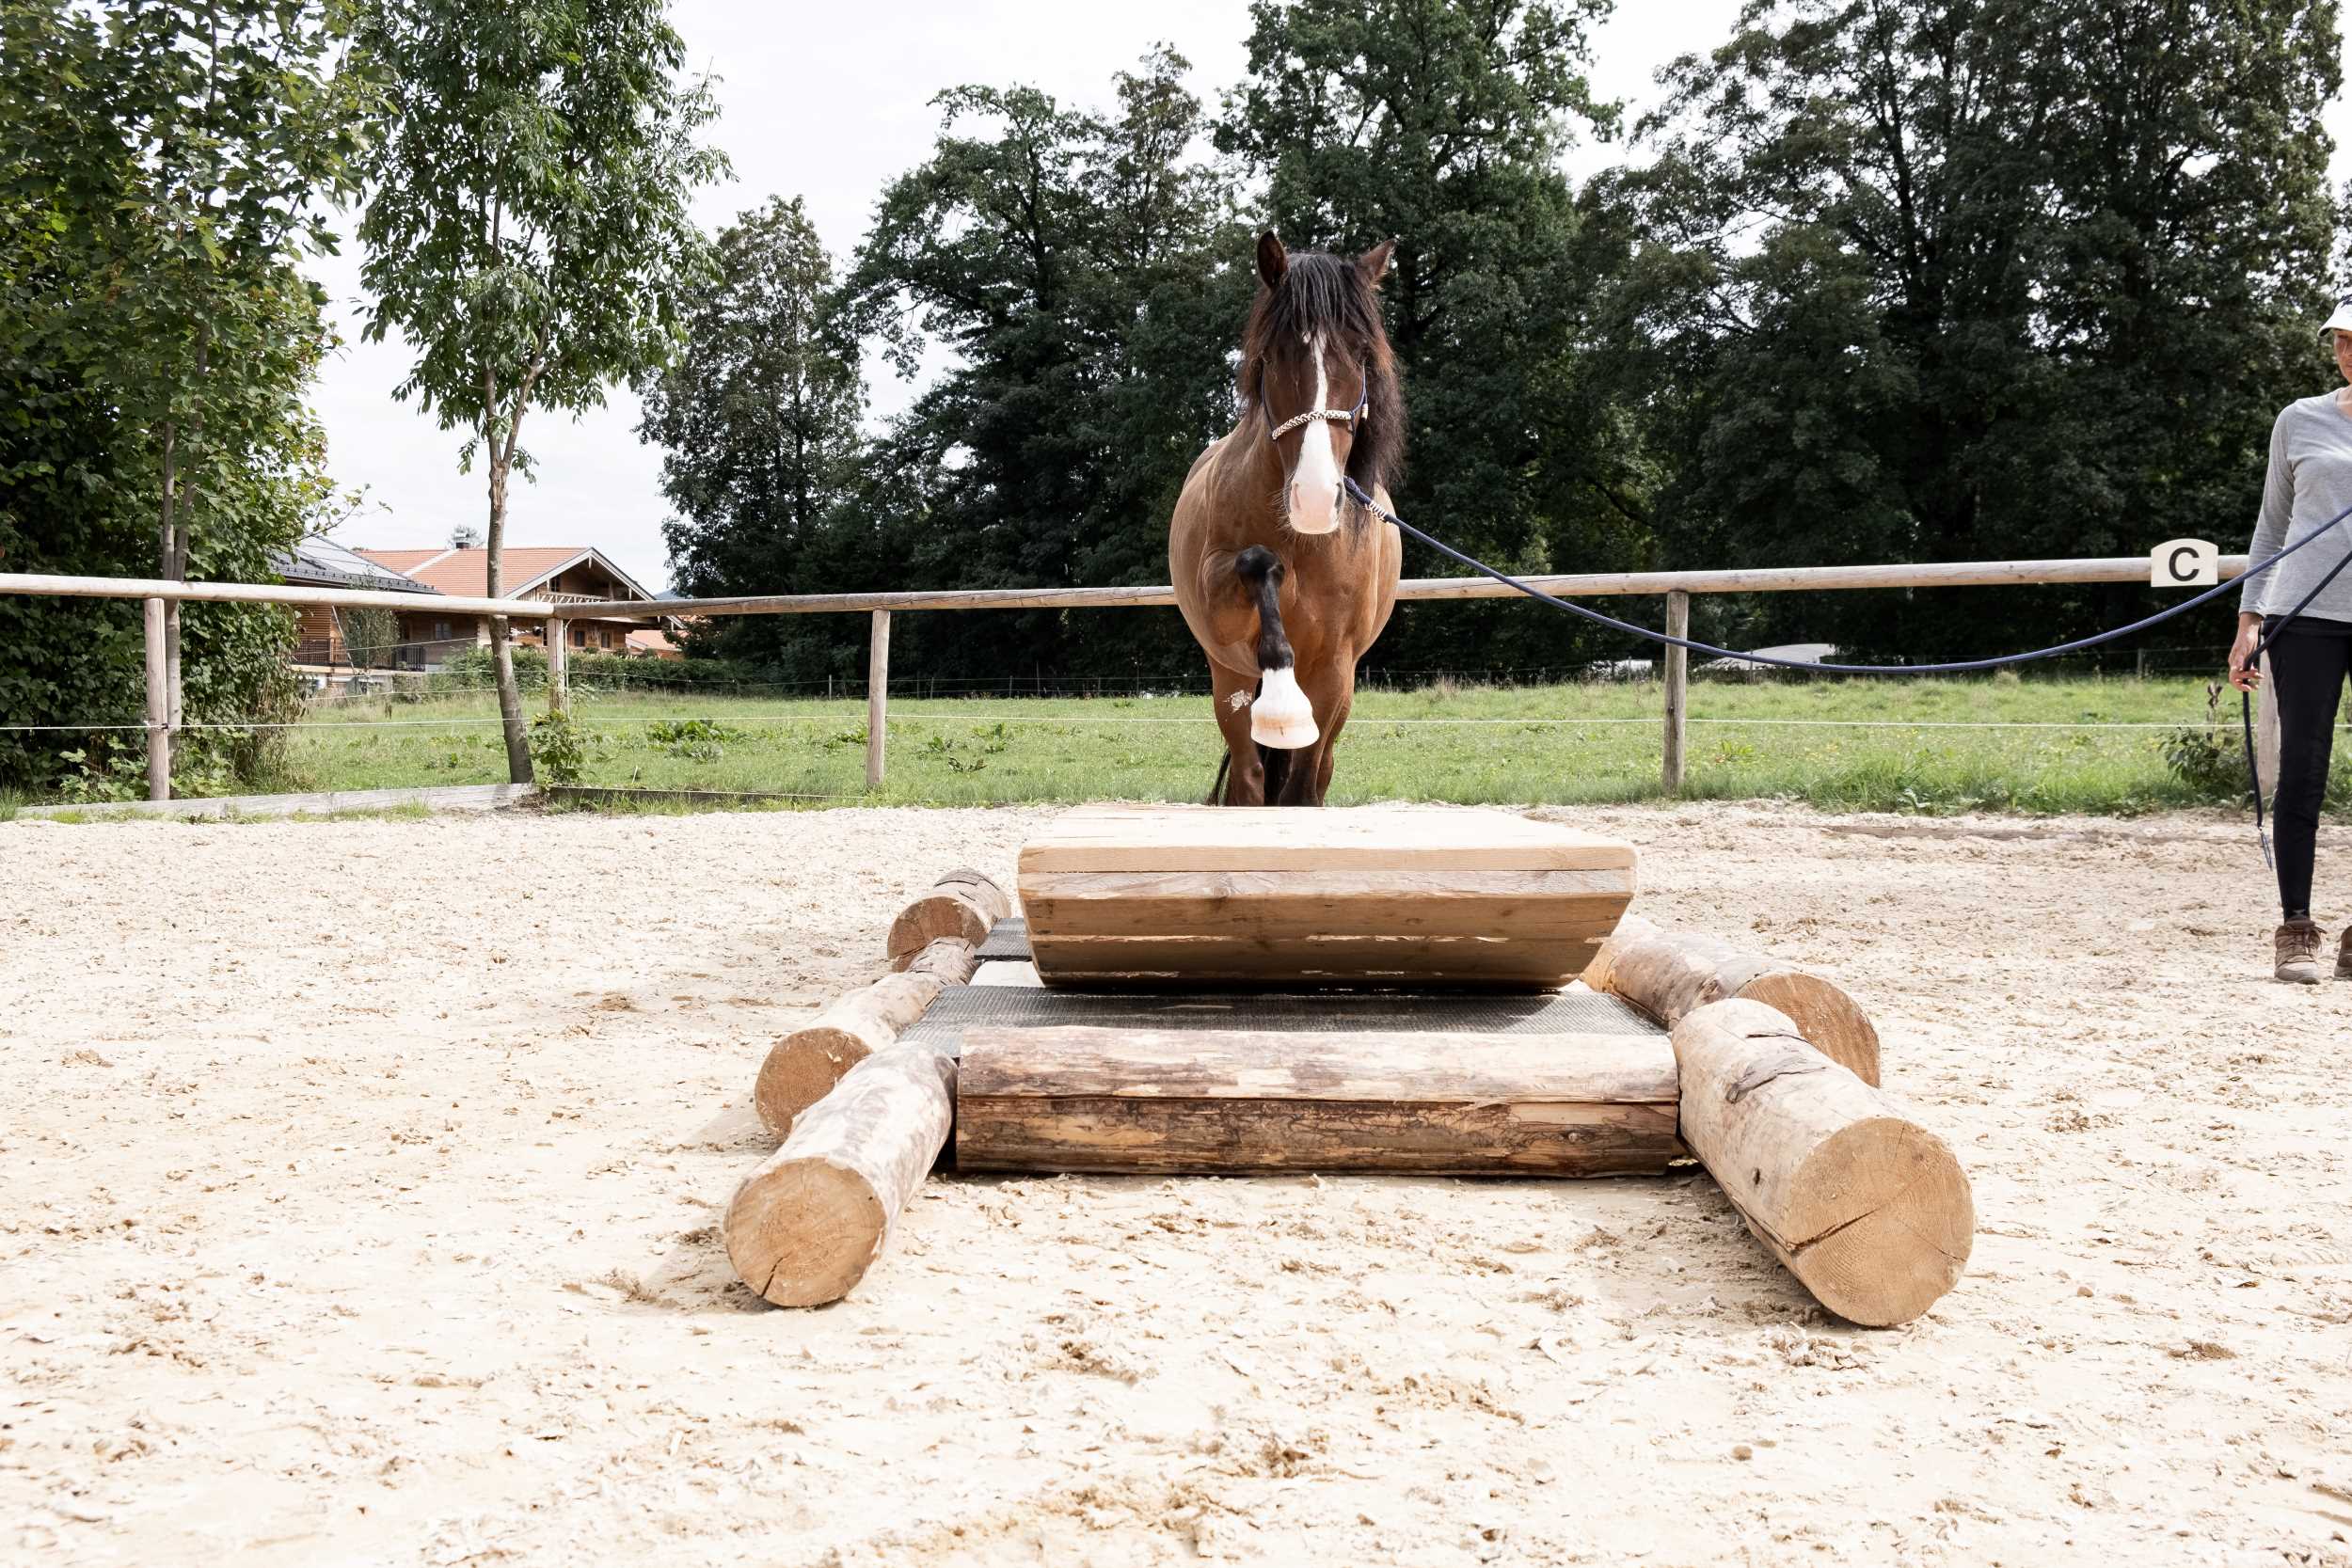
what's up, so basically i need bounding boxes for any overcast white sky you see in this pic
[308,1,2352,592]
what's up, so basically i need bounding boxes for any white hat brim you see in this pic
[2324,301,2352,337]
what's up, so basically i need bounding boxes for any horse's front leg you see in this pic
[1209,661,1265,805]
[1276,651,1358,806]
[1233,546,1317,752]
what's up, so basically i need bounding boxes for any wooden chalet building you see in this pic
[276,539,446,678]
[275,540,674,685]
[351,546,668,663]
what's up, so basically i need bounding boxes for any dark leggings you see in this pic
[2265,615,2352,920]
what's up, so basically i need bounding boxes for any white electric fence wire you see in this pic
[8,714,2339,734]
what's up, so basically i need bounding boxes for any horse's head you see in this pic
[1241,231,1403,536]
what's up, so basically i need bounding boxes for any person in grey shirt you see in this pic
[2229,295,2352,983]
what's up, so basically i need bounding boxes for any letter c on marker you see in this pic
[2150,538,2218,587]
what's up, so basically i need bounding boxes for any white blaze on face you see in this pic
[1287,332,1342,535]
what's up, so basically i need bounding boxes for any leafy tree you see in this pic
[352,0,727,779]
[638,197,866,675]
[1595,0,2341,659]
[335,603,403,670]
[1218,0,1630,674]
[835,47,1252,685]
[0,0,358,794]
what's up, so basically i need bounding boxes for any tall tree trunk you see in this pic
[158,418,182,782]
[173,333,206,737]
[486,446,533,784]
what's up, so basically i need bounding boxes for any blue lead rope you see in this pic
[1339,474,2352,859]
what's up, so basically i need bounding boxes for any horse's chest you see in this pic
[1271,547,1385,644]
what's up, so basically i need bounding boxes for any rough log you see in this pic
[1672,999,1971,1327]
[955,1025,1681,1176]
[1584,914,1880,1085]
[724,1045,955,1307]
[753,973,945,1139]
[886,869,1010,970]
[901,935,977,986]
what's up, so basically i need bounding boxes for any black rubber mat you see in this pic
[901,980,1660,1058]
[975,917,1031,962]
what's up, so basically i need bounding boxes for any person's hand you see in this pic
[2228,616,2264,693]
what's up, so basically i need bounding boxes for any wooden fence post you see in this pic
[143,596,169,801]
[548,617,568,716]
[1662,590,1690,793]
[165,602,183,740]
[866,609,890,789]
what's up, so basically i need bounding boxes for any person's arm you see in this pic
[2231,410,2294,689]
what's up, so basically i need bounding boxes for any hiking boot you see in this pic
[2275,918,2325,985]
[2339,926,2352,982]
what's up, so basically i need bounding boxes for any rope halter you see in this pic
[1262,371,1370,443]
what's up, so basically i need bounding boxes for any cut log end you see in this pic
[1780,1116,1974,1328]
[887,869,1010,970]
[751,971,945,1139]
[753,1030,871,1140]
[725,1045,956,1308]
[1736,973,1882,1087]
[1587,916,1881,1086]
[722,1159,887,1308]
[1673,999,1971,1328]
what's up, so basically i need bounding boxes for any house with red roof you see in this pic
[352,545,667,663]
[278,541,675,678]
[277,539,445,672]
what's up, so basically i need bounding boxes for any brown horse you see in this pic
[1170,232,1405,806]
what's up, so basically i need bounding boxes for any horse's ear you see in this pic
[1358,239,1396,287]
[1256,230,1288,288]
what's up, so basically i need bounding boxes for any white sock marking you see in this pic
[1250,664,1319,748]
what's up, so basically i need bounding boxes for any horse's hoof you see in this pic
[1249,666,1320,750]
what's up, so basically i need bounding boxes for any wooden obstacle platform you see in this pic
[721,808,1974,1327]
[1020,805,1636,989]
[936,981,1680,1177]
[957,1025,1679,1176]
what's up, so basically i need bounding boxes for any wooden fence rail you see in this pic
[0,554,2254,802]
[534,554,2249,620]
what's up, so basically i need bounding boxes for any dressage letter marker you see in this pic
[1019,806,1637,989]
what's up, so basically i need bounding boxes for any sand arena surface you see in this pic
[3,802,2349,1566]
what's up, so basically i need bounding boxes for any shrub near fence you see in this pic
[419,646,773,694]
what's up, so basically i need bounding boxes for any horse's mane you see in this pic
[1237,250,1405,498]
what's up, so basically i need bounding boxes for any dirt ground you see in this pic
[4,801,2349,1567]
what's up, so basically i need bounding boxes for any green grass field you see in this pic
[267,673,2352,817]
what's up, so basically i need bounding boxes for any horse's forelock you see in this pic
[1239,250,1405,496]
